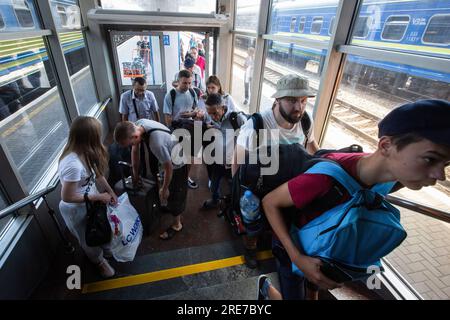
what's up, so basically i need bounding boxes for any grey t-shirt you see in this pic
[163,89,198,121]
[135,119,186,168]
[208,109,247,166]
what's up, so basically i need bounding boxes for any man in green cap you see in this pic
[232,74,319,269]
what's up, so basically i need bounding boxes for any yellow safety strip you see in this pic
[82,250,274,294]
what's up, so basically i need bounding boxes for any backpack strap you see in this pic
[141,128,172,178]
[251,112,264,149]
[170,88,176,108]
[300,112,311,147]
[229,111,246,131]
[305,161,362,195]
[132,94,140,119]
[229,112,239,131]
[188,88,198,109]
[370,182,396,196]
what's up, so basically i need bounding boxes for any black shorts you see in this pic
[166,165,188,216]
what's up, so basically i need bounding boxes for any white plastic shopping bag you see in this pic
[107,193,143,262]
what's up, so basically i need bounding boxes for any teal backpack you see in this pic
[290,161,407,279]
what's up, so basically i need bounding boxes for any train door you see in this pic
[110,31,167,121]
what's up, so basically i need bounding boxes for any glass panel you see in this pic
[260,40,325,112]
[423,14,450,45]
[381,16,409,41]
[60,31,97,114]
[269,0,339,42]
[50,0,81,30]
[231,35,256,113]
[322,54,450,212]
[351,1,450,58]
[386,209,450,299]
[0,37,70,191]
[4,0,40,31]
[100,0,216,14]
[235,0,260,32]
[114,35,164,86]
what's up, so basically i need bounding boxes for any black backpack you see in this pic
[170,87,199,109]
[225,112,363,236]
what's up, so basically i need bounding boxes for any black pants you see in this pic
[210,164,231,201]
[166,165,189,216]
[272,239,318,300]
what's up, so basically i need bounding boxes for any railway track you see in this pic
[234,49,450,194]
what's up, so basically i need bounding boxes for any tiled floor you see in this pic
[386,207,450,300]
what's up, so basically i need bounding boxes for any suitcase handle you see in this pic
[117,161,140,192]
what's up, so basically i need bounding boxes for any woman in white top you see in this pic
[198,75,237,113]
[58,116,118,278]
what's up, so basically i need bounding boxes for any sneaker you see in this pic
[257,274,271,300]
[187,177,198,189]
[98,260,115,278]
[244,248,258,269]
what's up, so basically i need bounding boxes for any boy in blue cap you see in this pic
[258,99,450,300]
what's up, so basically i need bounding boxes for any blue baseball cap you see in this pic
[378,99,450,147]
[184,58,195,68]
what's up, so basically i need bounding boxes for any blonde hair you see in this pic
[59,116,108,177]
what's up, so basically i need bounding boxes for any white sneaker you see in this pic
[98,260,115,278]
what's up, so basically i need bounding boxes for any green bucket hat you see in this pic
[271,74,316,98]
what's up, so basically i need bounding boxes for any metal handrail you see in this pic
[0,181,59,220]
[386,195,450,224]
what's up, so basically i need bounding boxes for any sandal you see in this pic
[159,225,183,240]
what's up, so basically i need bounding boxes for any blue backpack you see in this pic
[290,161,407,278]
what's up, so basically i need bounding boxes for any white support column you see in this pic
[312,0,360,145]
[79,0,118,128]
[35,0,80,122]
[216,0,235,93]
[249,0,271,114]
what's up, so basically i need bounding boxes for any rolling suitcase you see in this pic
[114,162,159,236]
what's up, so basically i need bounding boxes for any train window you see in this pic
[290,17,297,33]
[0,37,70,190]
[328,17,335,35]
[56,5,68,28]
[12,0,35,28]
[0,12,5,29]
[311,17,323,34]
[422,14,450,45]
[353,16,372,38]
[298,16,306,33]
[61,31,98,114]
[381,15,410,41]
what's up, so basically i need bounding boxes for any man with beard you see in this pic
[231,74,319,269]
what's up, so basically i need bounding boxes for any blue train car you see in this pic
[0,0,86,78]
[269,0,450,99]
